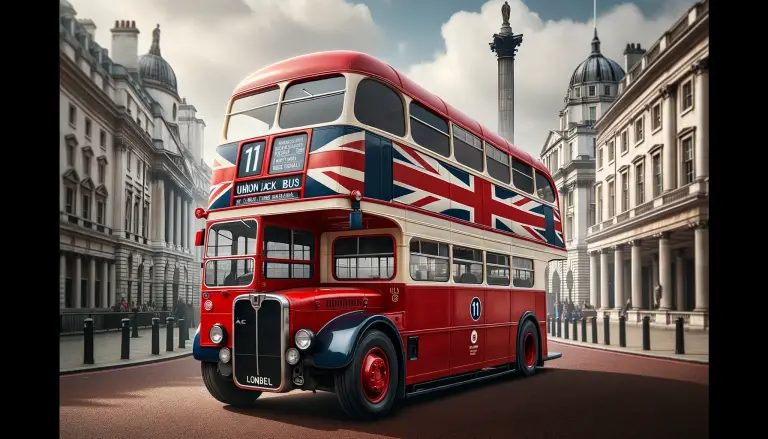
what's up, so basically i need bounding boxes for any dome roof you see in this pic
[59,0,76,17]
[569,30,624,87]
[138,25,178,94]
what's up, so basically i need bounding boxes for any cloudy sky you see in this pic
[70,0,695,164]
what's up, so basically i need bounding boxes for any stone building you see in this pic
[586,0,708,329]
[59,0,211,312]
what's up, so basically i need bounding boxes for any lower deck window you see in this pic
[334,235,395,280]
[452,246,483,284]
[263,226,314,279]
[512,257,534,288]
[486,252,510,286]
[409,238,449,282]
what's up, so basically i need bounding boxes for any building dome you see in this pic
[569,30,624,87]
[138,25,178,94]
[59,0,76,17]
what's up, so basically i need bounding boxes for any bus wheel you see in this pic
[516,320,539,377]
[201,361,262,407]
[334,329,399,420]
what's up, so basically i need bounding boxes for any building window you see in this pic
[65,187,75,214]
[621,130,628,153]
[596,184,603,222]
[83,154,91,177]
[587,185,596,226]
[125,197,132,231]
[621,170,629,212]
[608,140,615,162]
[604,85,611,95]
[68,104,77,127]
[592,138,596,158]
[133,202,140,234]
[608,180,615,217]
[99,129,106,148]
[98,163,105,183]
[574,88,580,98]
[96,200,105,224]
[82,193,91,219]
[682,137,695,184]
[681,80,694,111]
[636,162,645,205]
[634,117,644,144]
[85,118,92,139]
[588,106,597,122]
[143,204,149,237]
[567,190,573,208]
[651,103,662,131]
[568,142,574,161]
[588,85,596,96]
[409,238,449,282]
[598,147,603,168]
[66,144,75,167]
[566,215,573,240]
[652,153,662,197]
[127,151,132,172]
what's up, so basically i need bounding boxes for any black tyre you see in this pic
[201,361,262,407]
[334,329,399,420]
[516,319,539,376]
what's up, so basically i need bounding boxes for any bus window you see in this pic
[333,236,395,280]
[205,259,255,287]
[409,102,450,157]
[535,171,556,203]
[452,124,484,172]
[279,75,346,129]
[206,220,258,257]
[452,246,483,284]
[354,79,405,137]
[512,257,534,288]
[263,226,314,279]
[486,143,510,183]
[225,87,280,142]
[512,158,534,194]
[486,252,511,286]
[409,238,449,282]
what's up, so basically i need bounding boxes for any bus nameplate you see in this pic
[234,175,303,197]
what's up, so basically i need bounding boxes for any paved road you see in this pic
[60,341,708,439]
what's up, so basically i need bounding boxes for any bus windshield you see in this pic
[204,219,258,287]
[225,88,280,143]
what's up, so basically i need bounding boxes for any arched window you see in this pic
[354,79,405,136]
[133,202,139,234]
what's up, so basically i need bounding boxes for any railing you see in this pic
[616,211,630,223]
[635,200,654,215]
[60,212,113,236]
[60,310,175,334]
[662,185,690,204]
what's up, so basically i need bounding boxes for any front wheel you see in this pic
[201,361,262,407]
[516,319,539,376]
[334,329,399,420]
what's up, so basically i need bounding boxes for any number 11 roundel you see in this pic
[470,297,482,321]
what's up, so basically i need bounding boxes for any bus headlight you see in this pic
[286,348,300,365]
[209,325,226,345]
[219,347,231,364]
[294,329,314,350]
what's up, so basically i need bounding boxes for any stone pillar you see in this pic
[101,260,109,309]
[60,254,67,309]
[73,254,82,309]
[109,262,116,307]
[693,59,709,179]
[189,202,197,252]
[175,194,182,248]
[88,258,96,308]
[589,251,599,309]
[490,24,523,144]
[675,251,685,311]
[155,179,166,244]
[182,199,188,249]
[599,250,610,311]
[630,241,642,310]
[113,144,126,235]
[694,222,709,311]
[651,255,659,310]
[660,84,677,192]
[613,246,624,310]
[168,187,175,246]
[657,232,673,310]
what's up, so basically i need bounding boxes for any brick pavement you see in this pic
[60,325,197,374]
[547,319,708,363]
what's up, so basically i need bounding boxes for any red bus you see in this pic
[192,50,565,419]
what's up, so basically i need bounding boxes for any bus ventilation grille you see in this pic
[325,298,362,309]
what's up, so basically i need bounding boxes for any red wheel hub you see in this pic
[360,347,390,404]
[523,332,536,368]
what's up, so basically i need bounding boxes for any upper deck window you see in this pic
[486,143,510,183]
[354,79,405,137]
[511,158,534,194]
[263,226,314,279]
[452,124,484,172]
[226,87,280,142]
[409,102,450,157]
[206,220,258,257]
[334,236,395,280]
[535,171,556,203]
[279,75,346,130]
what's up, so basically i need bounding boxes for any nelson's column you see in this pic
[490,1,523,143]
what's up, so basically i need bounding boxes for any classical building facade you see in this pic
[586,0,708,329]
[540,29,624,311]
[59,0,211,312]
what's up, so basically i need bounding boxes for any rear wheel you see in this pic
[201,361,262,407]
[334,329,399,420]
[516,319,539,376]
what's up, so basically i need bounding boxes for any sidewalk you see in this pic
[60,325,197,374]
[546,320,709,364]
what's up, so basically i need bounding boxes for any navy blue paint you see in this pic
[495,218,514,233]
[542,205,556,246]
[443,162,471,186]
[363,132,393,201]
[311,311,404,371]
[349,211,363,229]
[192,326,219,363]
[470,296,482,321]
[442,208,471,222]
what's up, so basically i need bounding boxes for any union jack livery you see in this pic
[193,51,565,421]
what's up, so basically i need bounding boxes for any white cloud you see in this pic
[71,0,381,164]
[401,0,695,158]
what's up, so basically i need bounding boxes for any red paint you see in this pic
[524,333,536,367]
[360,347,390,404]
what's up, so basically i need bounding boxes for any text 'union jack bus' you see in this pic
[192,50,565,419]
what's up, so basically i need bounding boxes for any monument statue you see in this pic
[502,1,510,25]
[153,24,161,44]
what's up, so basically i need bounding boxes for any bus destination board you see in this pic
[269,133,308,174]
[234,175,303,197]
[234,191,300,206]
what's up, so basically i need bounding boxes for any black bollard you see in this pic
[131,310,139,338]
[591,316,598,344]
[151,317,160,355]
[83,318,94,365]
[166,316,175,352]
[581,318,587,342]
[619,316,627,347]
[564,317,570,339]
[178,318,186,348]
[556,318,561,338]
[548,315,552,334]
[642,316,651,350]
[603,314,610,345]
[121,318,130,360]
[675,317,685,354]
[572,318,577,341]
[551,317,556,337]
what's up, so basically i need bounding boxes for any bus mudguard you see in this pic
[310,311,405,372]
[192,324,219,363]
[517,311,543,364]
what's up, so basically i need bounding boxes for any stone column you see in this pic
[189,202,197,252]
[60,254,67,309]
[73,254,82,309]
[155,179,166,244]
[599,249,610,311]
[657,232,673,310]
[101,260,108,309]
[109,262,116,307]
[88,258,96,308]
[675,251,685,311]
[630,241,642,309]
[694,222,709,311]
[168,187,175,246]
[589,251,599,309]
[693,59,709,179]
[182,199,188,250]
[660,84,677,192]
[613,246,624,309]
[175,194,182,248]
[651,255,659,310]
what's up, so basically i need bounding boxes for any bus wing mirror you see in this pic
[195,230,205,246]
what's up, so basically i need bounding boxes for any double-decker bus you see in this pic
[192,50,565,420]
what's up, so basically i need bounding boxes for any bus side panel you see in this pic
[363,132,393,201]
[509,290,537,362]
[535,290,549,358]
[450,286,485,375]
[404,285,451,383]
[485,287,511,366]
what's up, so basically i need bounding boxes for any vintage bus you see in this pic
[192,50,566,420]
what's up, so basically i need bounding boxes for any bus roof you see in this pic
[233,50,549,176]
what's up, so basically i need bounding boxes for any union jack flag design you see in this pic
[208,142,238,210]
[304,126,366,198]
